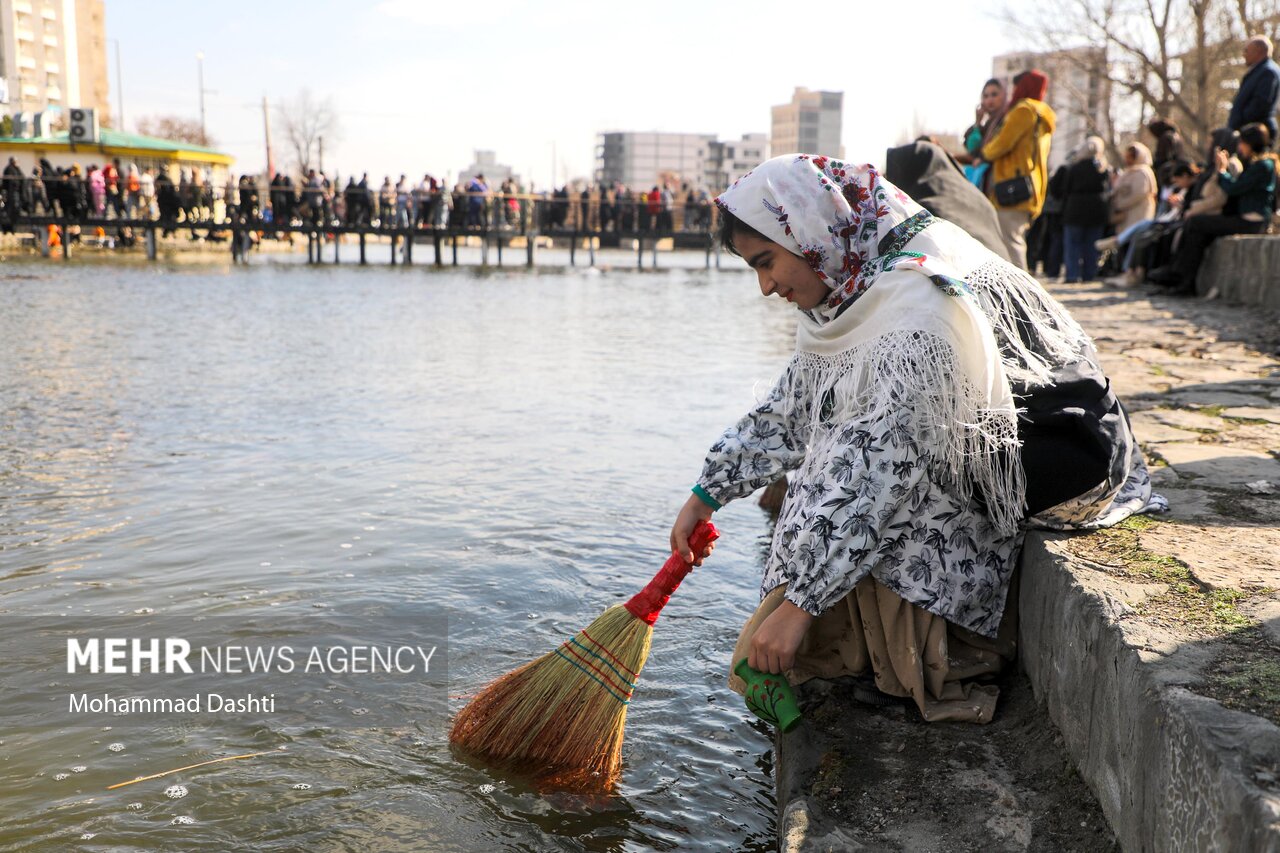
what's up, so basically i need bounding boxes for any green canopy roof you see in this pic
[0,128,228,158]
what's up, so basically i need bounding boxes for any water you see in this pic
[0,254,797,851]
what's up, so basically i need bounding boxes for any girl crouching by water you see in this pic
[670,154,1165,722]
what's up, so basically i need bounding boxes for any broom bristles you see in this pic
[449,604,654,791]
[450,521,719,792]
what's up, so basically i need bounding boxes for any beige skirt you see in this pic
[727,573,1019,723]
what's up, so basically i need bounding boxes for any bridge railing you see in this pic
[0,178,722,239]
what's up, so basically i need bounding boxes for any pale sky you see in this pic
[105,0,1020,188]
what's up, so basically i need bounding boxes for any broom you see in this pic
[449,519,719,792]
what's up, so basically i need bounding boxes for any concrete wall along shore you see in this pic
[1197,235,1280,311]
[976,281,1280,851]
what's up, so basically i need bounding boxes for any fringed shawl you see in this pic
[715,154,1089,535]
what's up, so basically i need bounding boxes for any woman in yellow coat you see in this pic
[981,69,1056,269]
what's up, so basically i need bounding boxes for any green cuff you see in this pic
[691,484,722,511]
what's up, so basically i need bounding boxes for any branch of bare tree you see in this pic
[1000,0,1280,157]
[134,115,214,147]
[276,89,341,177]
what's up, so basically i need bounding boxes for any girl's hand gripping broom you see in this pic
[449,519,719,792]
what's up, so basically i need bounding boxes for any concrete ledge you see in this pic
[1019,532,1280,852]
[1197,234,1280,310]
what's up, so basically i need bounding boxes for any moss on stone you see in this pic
[1068,519,1254,633]
[1151,407,1220,434]
[1116,514,1160,532]
[1143,447,1170,467]
[1201,626,1280,726]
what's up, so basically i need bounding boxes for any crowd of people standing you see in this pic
[1,156,167,224]
[953,34,1279,296]
[2,155,722,240]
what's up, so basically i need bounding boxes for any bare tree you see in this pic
[277,89,340,175]
[135,115,215,147]
[1001,0,1280,154]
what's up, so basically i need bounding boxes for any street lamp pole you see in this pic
[196,51,206,143]
[110,38,124,129]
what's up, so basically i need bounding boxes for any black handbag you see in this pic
[992,115,1042,208]
[994,174,1034,207]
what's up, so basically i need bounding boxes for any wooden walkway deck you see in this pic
[6,215,725,270]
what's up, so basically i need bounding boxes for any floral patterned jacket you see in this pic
[696,359,1022,639]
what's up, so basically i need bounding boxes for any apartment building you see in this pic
[770,87,843,158]
[0,0,109,119]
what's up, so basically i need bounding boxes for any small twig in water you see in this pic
[106,747,285,790]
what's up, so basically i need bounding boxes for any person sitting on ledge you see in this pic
[1170,122,1277,296]
[670,153,1166,722]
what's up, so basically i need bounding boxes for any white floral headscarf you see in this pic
[716,154,958,324]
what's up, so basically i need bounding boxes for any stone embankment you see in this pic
[1198,234,1280,310]
[779,280,1280,852]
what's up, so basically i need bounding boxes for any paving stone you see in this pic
[1103,361,1175,396]
[1122,346,1183,364]
[1150,487,1218,523]
[1239,596,1280,646]
[1221,406,1280,425]
[1164,390,1275,410]
[1232,494,1280,522]
[1158,364,1258,385]
[1156,443,1280,487]
[1120,396,1162,412]
[1138,408,1225,433]
[1138,522,1280,591]
[1220,424,1280,457]
[1129,412,1211,443]
[1185,381,1280,394]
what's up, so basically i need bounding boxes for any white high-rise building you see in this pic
[706,132,768,190]
[594,130,770,191]
[991,48,1110,172]
[770,87,843,158]
[458,149,517,189]
[595,131,717,190]
[0,0,108,121]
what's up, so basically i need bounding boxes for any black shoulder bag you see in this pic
[993,115,1042,208]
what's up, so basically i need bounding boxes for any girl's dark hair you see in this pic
[716,206,767,257]
[1171,160,1200,178]
[1209,127,1240,158]
[1239,122,1273,153]
[982,77,1003,91]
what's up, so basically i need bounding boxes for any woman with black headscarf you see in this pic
[1147,118,1189,193]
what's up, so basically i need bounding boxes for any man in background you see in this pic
[1228,35,1280,141]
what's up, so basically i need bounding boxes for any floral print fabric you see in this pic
[698,357,1022,639]
[696,349,1163,639]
